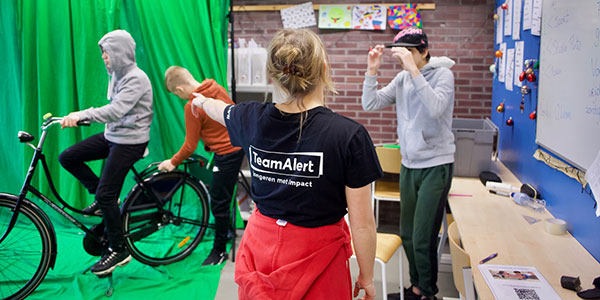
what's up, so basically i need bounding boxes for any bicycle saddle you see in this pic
[18,131,34,143]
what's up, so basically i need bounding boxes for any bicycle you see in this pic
[0,114,211,300]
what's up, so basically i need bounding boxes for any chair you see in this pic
[350,232,405,300]
[446,221,476,300]
[372,146,402,227]
[371,146,448,265]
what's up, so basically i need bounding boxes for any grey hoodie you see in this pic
[76,30,153,145]
[362,57,456,169]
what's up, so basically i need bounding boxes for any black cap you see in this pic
[386,27,428,48]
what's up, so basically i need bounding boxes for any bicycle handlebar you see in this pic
[42,117,91,130]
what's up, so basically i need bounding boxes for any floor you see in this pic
[214,223,460,300]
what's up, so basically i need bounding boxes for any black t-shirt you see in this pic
[224,102,383,227]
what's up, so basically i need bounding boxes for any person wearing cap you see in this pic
[361,27,456,300]
[59,29,153,275]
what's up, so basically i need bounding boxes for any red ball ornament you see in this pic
[519,71,526,82]
[527,73,536,82]
[501,3,508,10]
[495,50,503,58]
[506,117,514,126]
[529,111,537,120]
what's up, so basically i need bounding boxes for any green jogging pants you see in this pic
[399,163,453,297]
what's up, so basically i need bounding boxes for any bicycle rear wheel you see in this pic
[0,196,53,300]
[122,171,209,266]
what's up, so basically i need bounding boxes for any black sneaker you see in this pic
[202,249,228,266]
[82,201,101,216]
[91,248,131,276]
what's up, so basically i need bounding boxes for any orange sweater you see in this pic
[170,79,241,166]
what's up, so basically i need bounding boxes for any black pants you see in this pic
[58,133,147,251]
[209,149,244,252]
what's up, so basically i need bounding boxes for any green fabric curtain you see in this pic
[1,1,231,298]
[0,0,230,207]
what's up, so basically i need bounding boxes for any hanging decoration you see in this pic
[280,2,317,29]
[501,2,508,10]
[506,117,514,126]
[318,5,352,29]
[352,5,387,30]
[497,102,505,113]
[387,4,422,30]
[529,110,537,120]
[520,85,530,113]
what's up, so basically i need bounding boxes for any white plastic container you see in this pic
[250,47,267,86]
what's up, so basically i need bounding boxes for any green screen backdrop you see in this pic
[1,0,229,205]
[0,0,232,299]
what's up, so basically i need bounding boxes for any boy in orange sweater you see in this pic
[158,66,244,265]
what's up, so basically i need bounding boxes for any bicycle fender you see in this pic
[0,193,58,269]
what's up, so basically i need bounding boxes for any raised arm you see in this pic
[362,45,398,111]
[346,184,376,300]
[192,92,227,126]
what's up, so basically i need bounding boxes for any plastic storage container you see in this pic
[452,118,498,177]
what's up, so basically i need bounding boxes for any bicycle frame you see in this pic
[122,158,213,242]
[0,118,96,244]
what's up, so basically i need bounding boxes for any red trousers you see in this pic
[235,210,353,300]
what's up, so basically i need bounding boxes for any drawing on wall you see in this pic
[387,4,422,30]
[280,2,317,29]
[318,5,352,29]
[351,5,387,30]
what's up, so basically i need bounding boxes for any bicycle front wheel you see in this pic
[122,171,209,266]
[0,196,53,300]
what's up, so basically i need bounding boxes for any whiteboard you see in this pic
[536,0,600,171]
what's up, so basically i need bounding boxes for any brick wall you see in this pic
[233,0,496,144]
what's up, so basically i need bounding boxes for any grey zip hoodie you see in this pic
[362,56,456,169]
[76,30,153,145]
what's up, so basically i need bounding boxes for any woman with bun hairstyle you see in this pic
[192,29,381,300]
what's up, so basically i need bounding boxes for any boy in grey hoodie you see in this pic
[361,27,455,300]
[59,29,153,276]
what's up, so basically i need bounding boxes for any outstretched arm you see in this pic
[192,92,228,126]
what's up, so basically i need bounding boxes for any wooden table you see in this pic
[448,160,600,300]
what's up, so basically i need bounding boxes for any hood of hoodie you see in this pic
[98,30,137,78]
[189,79,219,100]
[421,56,455,72]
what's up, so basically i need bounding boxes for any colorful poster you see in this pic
[387,4,422,30]
[351,5,386,30]
[281,2,317,29]
[318,5,352,29]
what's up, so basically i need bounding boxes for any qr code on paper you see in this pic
[513,288,541,300]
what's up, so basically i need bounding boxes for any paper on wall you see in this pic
[496,7,504,44]
[318,5,352,29]
[523,0,533,30]
[531,0,543,36]
[584,150,600,217]
[281,2,317,29]
[514,41,524,87]
[505,48,515,91]
[512,0,522,40]
[498,43,507,82]
[352,4,387,30]
[504,0,512,36]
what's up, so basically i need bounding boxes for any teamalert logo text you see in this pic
[248,145,323,179]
